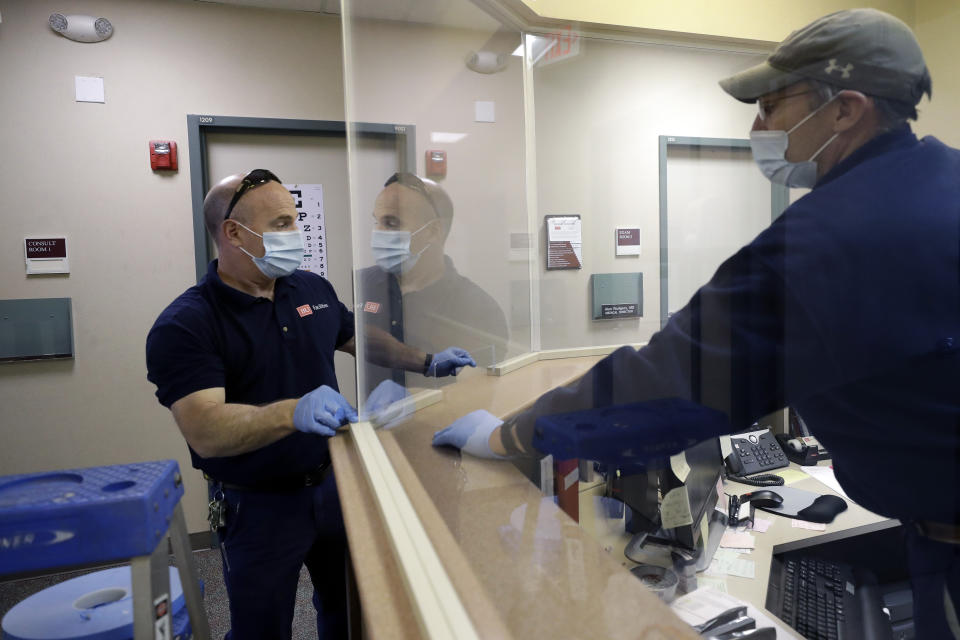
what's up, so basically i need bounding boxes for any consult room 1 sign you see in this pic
[24,237,69,274]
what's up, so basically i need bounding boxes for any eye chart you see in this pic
[285,184,327,277]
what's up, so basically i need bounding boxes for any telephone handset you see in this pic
[724,429,787,487]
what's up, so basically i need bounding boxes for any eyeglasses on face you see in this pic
[757,89,818,121]
[223,168,282,221]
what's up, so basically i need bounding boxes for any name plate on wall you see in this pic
[24,237,69,274]
[600,303,640,319]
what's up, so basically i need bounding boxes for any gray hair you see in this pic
[807,79,919,132]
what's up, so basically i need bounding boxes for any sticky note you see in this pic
[774,468,808,484]
[670,452,691,482]
[660,486,693,529]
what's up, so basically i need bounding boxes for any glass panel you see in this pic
[341,3,956,636]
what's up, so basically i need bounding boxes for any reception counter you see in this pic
[330,355,702,639]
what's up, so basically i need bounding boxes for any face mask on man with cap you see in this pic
[719,8,932,187]
[749,92,841,188]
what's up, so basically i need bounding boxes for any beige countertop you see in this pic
[332,357,701,639]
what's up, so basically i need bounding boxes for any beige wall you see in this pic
[0,0,529,534]
[914,0,960,147]
[0,0,345,532]
[532,39,767,349]
[517,0,916,43]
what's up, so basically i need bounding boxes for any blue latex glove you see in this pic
[426,347,476,377]
[432,409,507,459]
[361,380,412,429]
[293,385,358,436]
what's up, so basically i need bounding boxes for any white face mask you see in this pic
[750,94,839,189]
[371,221,433,274]
[234,222,304,279]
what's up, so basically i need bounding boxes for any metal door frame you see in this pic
[658,135,789,328]
[187,115,416,282]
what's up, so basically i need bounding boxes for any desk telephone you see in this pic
[724,429,788,487]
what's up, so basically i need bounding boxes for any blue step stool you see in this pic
[0,461,210,640]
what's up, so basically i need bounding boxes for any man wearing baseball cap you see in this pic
[432,9,959,637]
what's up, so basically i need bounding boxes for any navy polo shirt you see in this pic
[146,260,354,485]
[356,256,510,395]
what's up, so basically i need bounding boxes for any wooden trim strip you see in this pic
[350,419,480,640]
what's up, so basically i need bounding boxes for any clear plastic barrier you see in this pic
[339,1,775,634]
[339,1,953,636]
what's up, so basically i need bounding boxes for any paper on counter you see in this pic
[791,519,827,531]
[707,548,756,579]
[709,557,756,579]
[671,587,795,638]
[801,465,849,498]
[749,517,773,533]
[697,575,728,593]
[719,530,755,549]
[713,548,742,561]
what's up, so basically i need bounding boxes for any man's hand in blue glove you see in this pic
[361,380,412,429]
[432,409,507,459]
[293,385,358,436]
[425,347,476,377]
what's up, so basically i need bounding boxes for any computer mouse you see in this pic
[742,490,784,508]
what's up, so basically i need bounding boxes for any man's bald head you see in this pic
[203,174,245,245]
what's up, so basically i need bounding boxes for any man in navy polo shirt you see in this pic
[146,169,474,639]
[434,10,960,637]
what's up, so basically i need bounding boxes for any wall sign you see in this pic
[284,184,327,277]
[615,227,641,256]
[545,215,582,270]
[24,237,69,274]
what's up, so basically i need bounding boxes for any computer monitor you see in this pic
[618,437,726,570]
[532,399,728,566]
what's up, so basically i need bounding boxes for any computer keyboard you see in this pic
[781,557,850,639]
[767,555,893,640]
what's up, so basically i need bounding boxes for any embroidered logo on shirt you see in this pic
[364,301,381,313]
[296,305,313,317]
[312,304,329,311]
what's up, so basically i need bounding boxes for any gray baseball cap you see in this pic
[720,9,931,105]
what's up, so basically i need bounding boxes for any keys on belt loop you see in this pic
[208,488,226,530]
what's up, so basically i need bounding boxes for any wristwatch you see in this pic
[422,353,433,375]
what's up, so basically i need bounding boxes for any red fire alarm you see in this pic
[150,140,178,171]
[425,149,446,178]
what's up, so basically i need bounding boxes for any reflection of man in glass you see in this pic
[358,173,509,393]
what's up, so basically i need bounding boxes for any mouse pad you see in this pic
[748,486,848,523]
